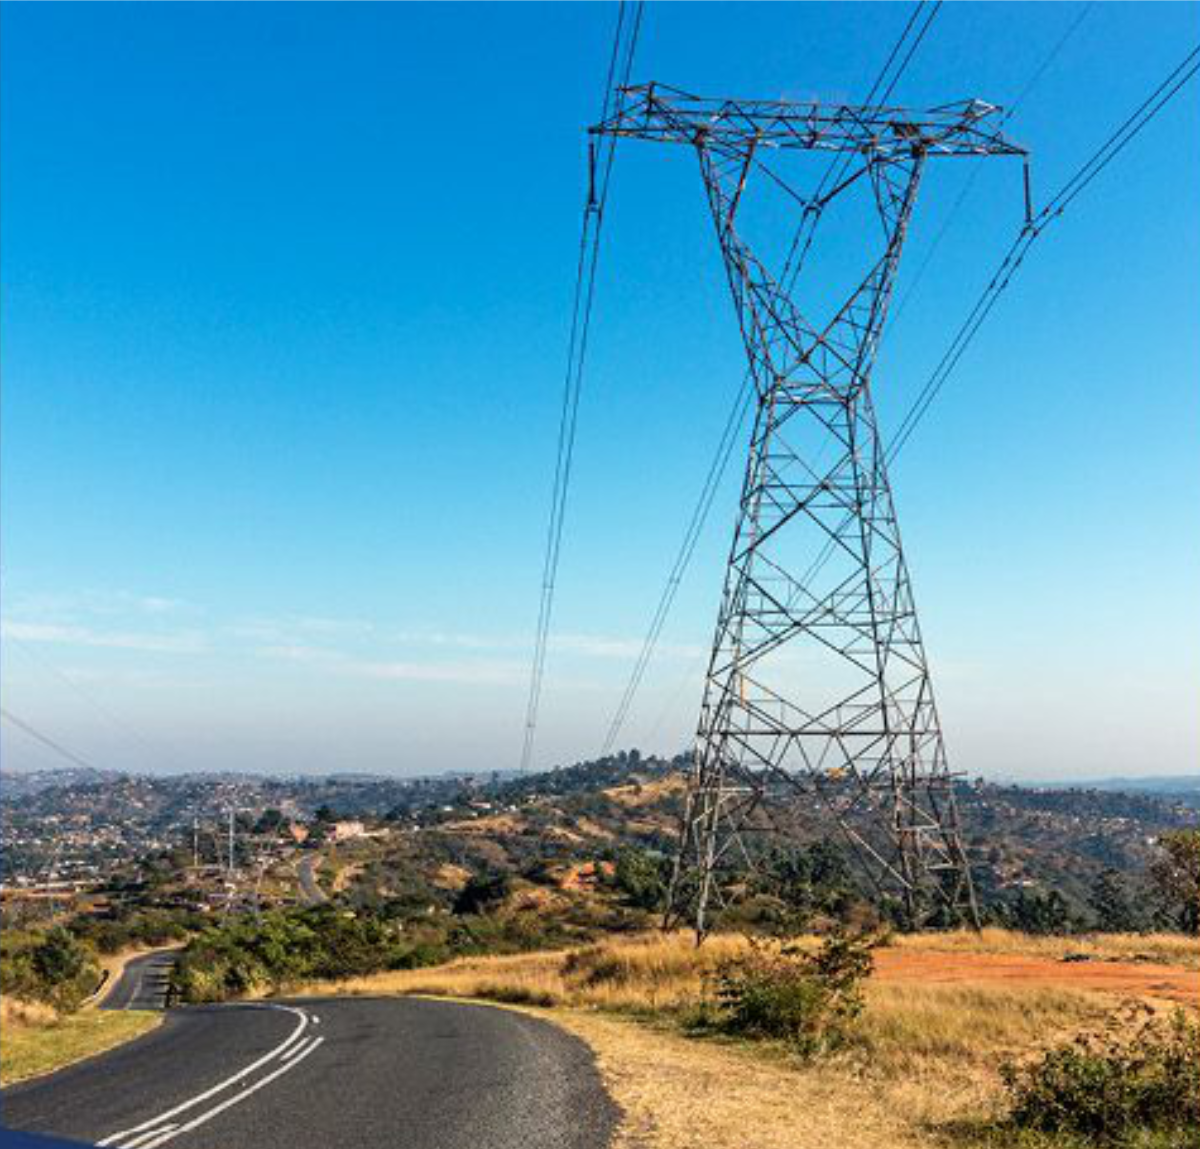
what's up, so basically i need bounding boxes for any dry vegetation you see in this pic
[295,928,1197,1149]
[888,926,1200,970]
[0,997,161,1086]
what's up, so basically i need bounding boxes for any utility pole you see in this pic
[593,85,1025,932]
[227,807,236,878]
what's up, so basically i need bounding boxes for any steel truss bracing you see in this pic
[593,84,1025,932]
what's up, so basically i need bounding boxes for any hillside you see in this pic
[3,754,1196,934]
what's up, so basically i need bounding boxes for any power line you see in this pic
[782,37,1200,600]
[0,706,106,773]
[888,40,1200,462]
[783,1,942,285]
[598,2,941,756]
[599,376,755,755]
[891,1,1095,325]
[6,635,177,767]
[519,2,645,772]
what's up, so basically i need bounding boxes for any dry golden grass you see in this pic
[546,984,1108,1147]
[306,931,748,1010]
[891,926,1200,969]
[294,928,1167,1147]
[0,998,161,1086]
[305,927,1197,1013]
[550,1008,926,1149]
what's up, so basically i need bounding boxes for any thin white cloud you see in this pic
[228,615,377,642]
[5,589,193,619]
[551,633,705,660]
[348,658,525,686]
[254,641,524,687]
[2,621,209,655]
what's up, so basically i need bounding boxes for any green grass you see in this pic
[0,1007,162,1085]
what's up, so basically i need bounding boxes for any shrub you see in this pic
[612,849,666,911]
[453,872,511,916]
[0,927,100,1013]
[171,906,415,1002]
[1001,1006,1200,1146]
[707,930,876,1056]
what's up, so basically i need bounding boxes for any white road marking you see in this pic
[120,1124,179,1149]
[280,1034,321,1063]
[135,1036,326,1148]
[96,1005,310,1147]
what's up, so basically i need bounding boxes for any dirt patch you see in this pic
[875,947,1199,1006]
[442,813,524,835]
[601,776,687,809]
[431,863,471,891]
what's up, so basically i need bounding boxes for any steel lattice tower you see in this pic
[593,85,1025,931]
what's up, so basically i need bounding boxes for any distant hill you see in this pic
[0,767,121,800]
[3,755,1196,922]
[1039,775,1200,808]
[1075,775,1200,795]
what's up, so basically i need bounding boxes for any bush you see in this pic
[1001,1006,1200,1146]
[171,907,414,1002]
[707,930,876,1056]
[612,849,666,911]
[0,926,100,1013]
[452,872,511,916]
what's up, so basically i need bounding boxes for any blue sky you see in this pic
[2,2,1197,780]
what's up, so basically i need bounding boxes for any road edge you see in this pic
[0,1009,164,1089]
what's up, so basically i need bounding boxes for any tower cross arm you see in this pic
[591,83,1026,158]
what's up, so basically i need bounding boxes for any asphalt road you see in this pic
[100,951,179,1011]
[296,856,327,905]
[0,996,618,1149]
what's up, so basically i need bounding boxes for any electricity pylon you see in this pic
[593,85,1025,931]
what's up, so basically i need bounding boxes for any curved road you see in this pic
[1,996,617,1149]
[100,950,179,1011]
[296,856,327,905]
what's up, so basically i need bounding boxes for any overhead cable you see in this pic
[520,2,645,772]
[0,706,105,773]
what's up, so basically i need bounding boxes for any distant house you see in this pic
[330,820,367,842]
[287,822,310,844]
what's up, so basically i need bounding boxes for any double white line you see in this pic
[97,1005,325,1149]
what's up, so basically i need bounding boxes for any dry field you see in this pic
[299,929,1198,1149]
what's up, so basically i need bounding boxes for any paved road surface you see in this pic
[296,856,327,905]
[0,996,617,1149]
[100,951,179,1011]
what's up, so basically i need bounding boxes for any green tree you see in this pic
[1005,888,1077,935]
[613,848,665,911]
[254,808,287,835]
[453,872,511,915]
[1088,868,1141,933]
[1150,829,1200,935]
[32,927,87,985]
[30,927,97,1011]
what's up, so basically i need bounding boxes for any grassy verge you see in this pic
[0,998,162,1086]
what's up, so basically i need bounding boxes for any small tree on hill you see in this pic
[1004,888,1077,935]
[613,848,666,911]
[1088,868,1141,933]
[1150,829,1200,935]
[453,872,510,916]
